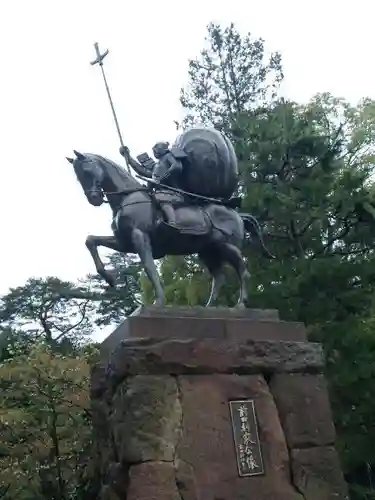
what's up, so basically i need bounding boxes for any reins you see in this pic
[87,185,149,204]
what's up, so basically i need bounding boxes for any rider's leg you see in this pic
[161,203,176,225]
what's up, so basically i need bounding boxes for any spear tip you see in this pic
[90,43,109,66]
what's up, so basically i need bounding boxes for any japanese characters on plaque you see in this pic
[229,400,264,477]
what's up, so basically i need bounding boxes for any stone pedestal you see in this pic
[91,307,348,500]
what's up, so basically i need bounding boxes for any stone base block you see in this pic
[92,309,348,500]
[127,462,181,500]
[100,306,306,357]
[291,447,349,500]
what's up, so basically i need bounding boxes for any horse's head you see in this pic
[66,150,105,207]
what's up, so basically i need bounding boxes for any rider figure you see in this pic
[151,141,183,184]
[119,142,185,227]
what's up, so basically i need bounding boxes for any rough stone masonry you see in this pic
[91,307,349,500]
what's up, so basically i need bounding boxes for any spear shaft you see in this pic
[90,42,131,173]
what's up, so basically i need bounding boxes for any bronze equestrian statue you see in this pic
[66,127,274,307]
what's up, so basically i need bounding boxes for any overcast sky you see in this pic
[0,0,374,296]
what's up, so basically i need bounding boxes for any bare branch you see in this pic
[310,223,352,259]
[54,300,90,341]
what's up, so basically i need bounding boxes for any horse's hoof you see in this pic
[235,302,246,309]
[153,298,165,307]
[100,270,116,287]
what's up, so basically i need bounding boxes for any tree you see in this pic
[141,255,240,307]
[0,343,96,500]
[0,327,37,362]
[80,252,142,327]
[177,24,375,495]
[0,278,102,499]
[234,95,375,323]
[179,22,283,130]
[0,277,96,346]
[160,22,284,306]
[231,98,375,498]
[0,259,143,499]
[327,311,375,499]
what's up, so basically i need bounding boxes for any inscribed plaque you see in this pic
[229,399,264,477]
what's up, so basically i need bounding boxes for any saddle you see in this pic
[150,189,209,235]
[152,188,185,206]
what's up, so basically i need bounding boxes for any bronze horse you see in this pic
[66,151,274,307]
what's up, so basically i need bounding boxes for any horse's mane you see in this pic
[85,153,142,191]
[87,153,130,179]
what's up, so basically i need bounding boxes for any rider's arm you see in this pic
[166,153,183,173]
[119,146,152,178]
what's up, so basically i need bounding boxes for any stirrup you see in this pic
[166,220,178,228]
[161,219,178,229]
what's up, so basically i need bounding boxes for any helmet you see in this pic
[152,141,170,158]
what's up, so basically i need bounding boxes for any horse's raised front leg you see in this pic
[85,235,123,287]
[131,228,165,306]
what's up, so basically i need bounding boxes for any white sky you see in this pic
[0,0,374,295]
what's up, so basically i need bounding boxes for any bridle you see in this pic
[81,155,150,205]
[86,185,151,206]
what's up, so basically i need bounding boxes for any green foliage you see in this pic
[142,255,239,307]
[0,254,143,344]
[0,342,96,499]
[235,95,375,324]
[79,252,142,326]
[0,277,103,499]
[0,277,96,344]
[180,22,283,130]
[0,328,36,362]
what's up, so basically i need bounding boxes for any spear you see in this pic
[90,42,131,173]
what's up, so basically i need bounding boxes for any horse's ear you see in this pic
[73,150,85,160]
[66,157,74,164]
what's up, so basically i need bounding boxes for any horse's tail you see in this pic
[240,213,276,260]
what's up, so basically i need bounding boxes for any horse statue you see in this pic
[66,128,274,307]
